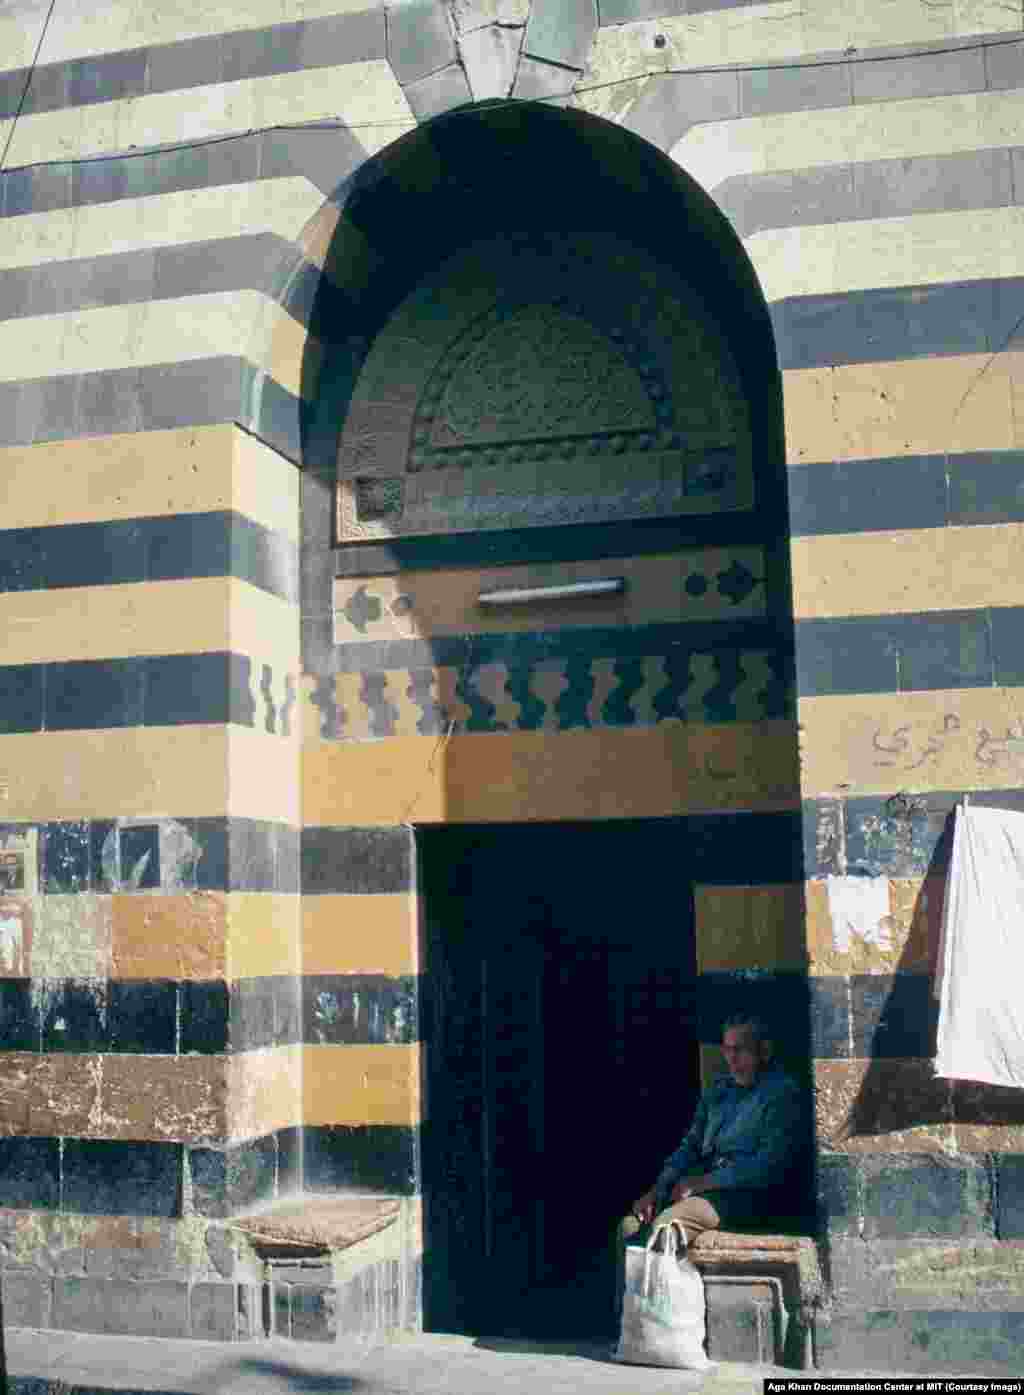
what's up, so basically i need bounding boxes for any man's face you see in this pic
[721,1026,766,1087]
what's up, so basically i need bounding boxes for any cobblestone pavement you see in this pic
[4,1328,1000,1395]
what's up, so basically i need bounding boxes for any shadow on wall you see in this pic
[834,802,1024,1147]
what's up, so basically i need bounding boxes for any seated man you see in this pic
[623,1014,807,1251]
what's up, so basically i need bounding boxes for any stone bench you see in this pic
[689,1230,825,1369]
[230,1196,413,1342]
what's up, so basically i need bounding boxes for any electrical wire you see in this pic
[2,25,1024,177]
[0,0,58,177]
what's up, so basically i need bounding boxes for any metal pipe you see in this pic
[478,578,626,606]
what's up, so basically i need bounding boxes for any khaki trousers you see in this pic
[620,1196,723,1248]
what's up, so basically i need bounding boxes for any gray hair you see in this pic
[721,1014,772,1047]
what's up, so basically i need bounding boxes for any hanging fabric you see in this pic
[934,803,1024,1088]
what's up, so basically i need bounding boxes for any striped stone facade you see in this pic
[2,0,1024,1368]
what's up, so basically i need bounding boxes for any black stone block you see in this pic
[0,978,37,1050]
[226,819,276,892]
[809,977,850,1058]
[250,372,302,463]
[63,1138,182,1217]
[222,21,302,82]
[696,971,810,1057]
[795,616,900,697]
[89,820,118,893]
[817,1153,860,1234]
[843,795,948,879]
[190,1134,277,1217]
[40,820,91,892]
[0,525,47,591]
[0,665,44,733]
[47,519,146,589]
[277,1127,301,1196]
[851,973,935,1058]
[301,826,413,895]
[41,979,110,1053]
[302,975,418,1046]
[147,33,224,94]
[0,1135,59,1208]
[232,512,299,603]
[895,609,992,691]
[816,1307,1024,1373]
[862,1155,993,1239]
[4,163,70,217]
[143,651,233,727]
[276,826,300,894]
[146,511,230,583]
[230,977,276,1051]
[684,811,804,886]
[996,1154,1024,1239]
[788,455,947,538]
[990,605,1024,687]
[108,979,176,1054]
[274,978,302,1046]
[119,823,160,890]
[949,450,1024,526]
[179,980,229,1055]
[303,1125,418,1195]
[192,818,229,891]
[45,658,145,731]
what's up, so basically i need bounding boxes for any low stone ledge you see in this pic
[230,1196,402,1258]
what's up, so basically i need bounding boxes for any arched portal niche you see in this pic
[298,102,807,1340]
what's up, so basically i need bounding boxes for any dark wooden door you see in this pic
[420,820,699,1337]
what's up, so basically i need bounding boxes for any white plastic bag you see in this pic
[615,1220,711,1370]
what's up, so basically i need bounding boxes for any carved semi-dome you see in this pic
[335,231,752,543]
[428,303,658,450]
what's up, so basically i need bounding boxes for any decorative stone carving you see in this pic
[431,304,656,447]
[354,476,404,522]
[335,231,753,542]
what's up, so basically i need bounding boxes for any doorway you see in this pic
[418,818,700,1338]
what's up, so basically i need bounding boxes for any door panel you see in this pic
[420,820,699,1337]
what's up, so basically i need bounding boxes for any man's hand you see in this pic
[669,1173,714,1202]
[631,1189,657,1224]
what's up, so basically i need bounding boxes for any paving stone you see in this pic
[524,0,597,70]
[401,61,473,120]
[387,0,457,84]
[459,24,523,100]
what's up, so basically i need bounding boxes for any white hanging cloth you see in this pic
[934,803,1024,1088]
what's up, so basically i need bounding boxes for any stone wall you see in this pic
[1,0,1023,1365]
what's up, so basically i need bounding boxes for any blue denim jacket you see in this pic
[654,1064,805,1206]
